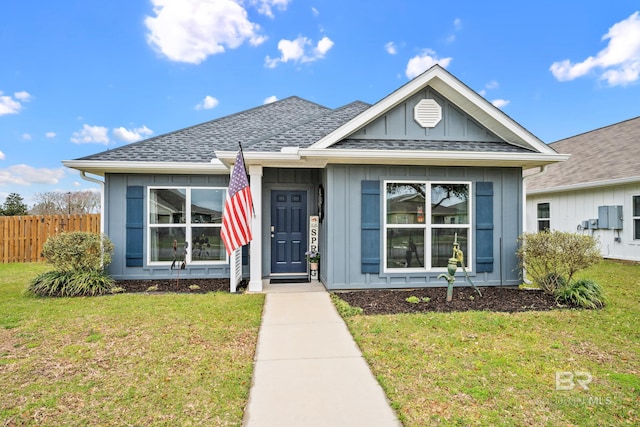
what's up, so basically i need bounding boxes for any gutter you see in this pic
[80,171,105,234]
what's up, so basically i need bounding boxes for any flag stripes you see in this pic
[220,149,254,256]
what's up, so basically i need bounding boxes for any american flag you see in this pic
[220,149,254,256]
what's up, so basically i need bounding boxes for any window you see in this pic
[634,196,640,240]
[537,202,550,232]
[384,181,470,271]
[148,187,227,264]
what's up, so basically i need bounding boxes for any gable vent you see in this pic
[414,98,442,128]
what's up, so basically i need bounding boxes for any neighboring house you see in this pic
[64,65,567,291]
[525,116,640,262]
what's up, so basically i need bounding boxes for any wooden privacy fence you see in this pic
[0,214,101,263]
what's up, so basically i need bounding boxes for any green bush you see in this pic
[555,279,607,309]
[517,231,601,295]
[27,270,115,297]
[42,231,114,272]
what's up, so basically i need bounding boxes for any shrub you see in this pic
[27,270,114,297]
[517,231,601,295]
[555,279,607,309]
[42,231,114,272]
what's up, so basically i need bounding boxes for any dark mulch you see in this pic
[114,278,232,293]
[335,286,578,315]
[114,279,577,315]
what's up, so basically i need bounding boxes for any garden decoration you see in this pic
[438,233,482,302]
[171,239,188,271]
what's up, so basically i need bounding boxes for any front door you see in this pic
[271,190,307,274]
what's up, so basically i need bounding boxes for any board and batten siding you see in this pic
[351,86,502,142]
[105,173,230,280]
[526,182,640,262]
[323,165,523,290]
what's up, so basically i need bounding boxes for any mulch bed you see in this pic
[114,279,577,315]
[114,278,231,293]
[335,286,578,315]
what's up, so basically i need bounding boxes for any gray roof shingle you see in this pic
[333,138,535,153]
[77,96,337,163]
[526,116,640,192]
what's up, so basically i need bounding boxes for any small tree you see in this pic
[517,231,601,295]
[1,193,28,216]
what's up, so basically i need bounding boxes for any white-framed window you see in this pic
[537,202,550,232]
[383,181,471,272]
[633,196,640,240]
[148,187,227,264]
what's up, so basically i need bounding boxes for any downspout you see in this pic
[80,171,106,267]
[521,166,547,284]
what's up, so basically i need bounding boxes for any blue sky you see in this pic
[1,0,639,207]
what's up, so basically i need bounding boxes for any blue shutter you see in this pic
[361,181,381,273]
[126,186,144,267]
[475,182,494,273]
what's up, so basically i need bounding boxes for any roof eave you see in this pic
[62,159,229,176]
[527,175,640,195]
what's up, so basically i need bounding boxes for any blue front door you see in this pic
[271,190,307,274]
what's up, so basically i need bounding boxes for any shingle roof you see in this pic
[77,96,339,163]
[526,116,640,192]
[333,138,535,153]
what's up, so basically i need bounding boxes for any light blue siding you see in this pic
[351,87,502,142]
[323,165,523,290]
[105,174,229,280]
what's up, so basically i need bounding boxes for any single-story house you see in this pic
[63,65,568,291]
[525,116,640,262]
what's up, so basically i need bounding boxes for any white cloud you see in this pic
[453,18,462,31]
[45,132,56,138]
[0,151,5,160]
[0,164,65,186]
[311,7,319,17]
[145,0,268,64]
[550,12,640,86]
[113,125,154,143]
[21,133,32,141]
[0,91,32,116]
[491,99,510,108]
[71,124,110,145]
[405,49,453,79]
[264,95,278,104]
[385,42,397,55]
[265,35,334,68]
[195,95,219,110]
[250,0,290,18]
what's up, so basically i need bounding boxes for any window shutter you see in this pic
[475,182,494,273]
[126,186,144,267]
[361,180,381,273]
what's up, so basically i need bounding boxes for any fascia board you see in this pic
[300,149,569,168]
[527,175,640,195]
[62,160,229,176]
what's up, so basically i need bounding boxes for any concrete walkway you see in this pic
[243,281,401,427]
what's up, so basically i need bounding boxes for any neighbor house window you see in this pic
[148,187,227,264]
[384,181,470,271]
[537,202,550,232]
[634,196,640,240]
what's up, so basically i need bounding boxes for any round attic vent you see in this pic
[414,98,442,128]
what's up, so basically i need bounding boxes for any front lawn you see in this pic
[339,260,639,426]
[0,263,264,426]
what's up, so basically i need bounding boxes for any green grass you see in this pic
[338,260,639,426]
[0,263,265,426]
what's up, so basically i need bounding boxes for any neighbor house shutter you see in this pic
[126,186,144,267]
[361,180,381,273]
[475,182,494,273]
